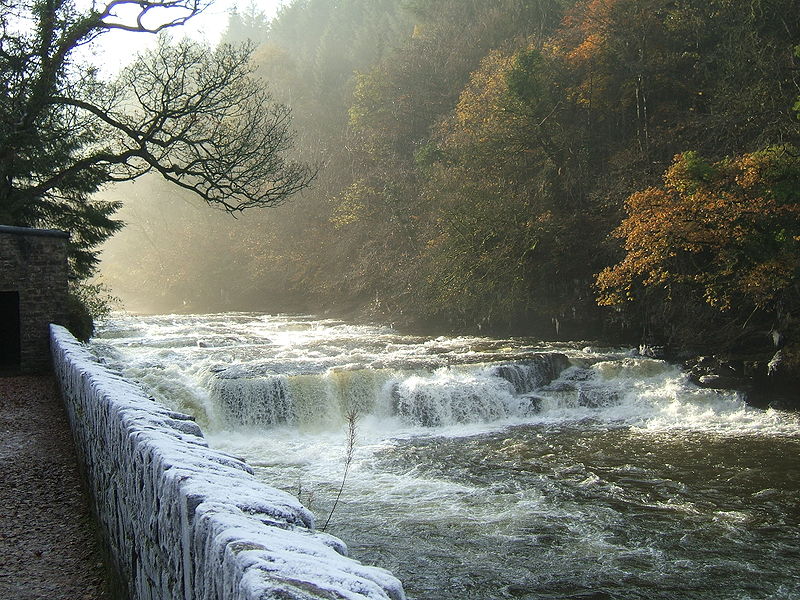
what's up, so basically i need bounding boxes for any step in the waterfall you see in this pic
[209,352,572,429]
[536,366,623,409]
[210,374,294,427]
[391,353,571,426]
[485,353,571,394]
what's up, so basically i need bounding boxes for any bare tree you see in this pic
[0,0,314,275]
[54,39,314,212]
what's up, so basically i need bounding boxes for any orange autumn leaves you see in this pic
[596,146,800,311]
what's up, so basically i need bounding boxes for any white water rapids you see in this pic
[90,313,800,599]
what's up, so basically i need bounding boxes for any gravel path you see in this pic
[0,375,111,599]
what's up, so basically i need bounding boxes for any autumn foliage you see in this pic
[597,146,800,318]
[100,0,799,348]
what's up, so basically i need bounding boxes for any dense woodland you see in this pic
[101,0,800,362]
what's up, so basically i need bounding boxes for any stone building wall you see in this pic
[0,225,68,373]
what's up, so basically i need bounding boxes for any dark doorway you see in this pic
[0,291,21,369]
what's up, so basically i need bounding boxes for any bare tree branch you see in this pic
[15,39,315,212]
[1,0,315,277]
[92,0,212,35]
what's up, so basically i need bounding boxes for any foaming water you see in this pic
[91,313,800,599]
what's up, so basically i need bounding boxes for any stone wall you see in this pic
[0,225,68,372]
[50,325,405,600]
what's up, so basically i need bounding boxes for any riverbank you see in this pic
[0,375,110,600]
[682,350,800,410]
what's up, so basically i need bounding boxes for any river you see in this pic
[89,312,800,600]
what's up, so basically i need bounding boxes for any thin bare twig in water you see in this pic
[296,478,316,510]
[322,409,359,532]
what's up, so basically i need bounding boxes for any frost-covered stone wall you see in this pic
[50,325,405,600]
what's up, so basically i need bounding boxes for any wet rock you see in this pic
[695,356,716,369]
[489,353,571,394]
[577,386,621,408]
[697,374,742,389]
[697,374,719,386]
[521,394,544,414]
[638,344,666,359]
[686,355,745,390]
[538,381,577,393]
[682,349,800,409]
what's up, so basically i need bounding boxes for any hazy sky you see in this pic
[84,0,285,76]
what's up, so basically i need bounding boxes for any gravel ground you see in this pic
[0,375,111,600]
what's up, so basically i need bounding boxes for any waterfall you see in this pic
[205,354,571,429]
[210,374,293,427]
[486,354,571,393]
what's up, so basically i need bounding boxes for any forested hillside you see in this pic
[101,0,800,358]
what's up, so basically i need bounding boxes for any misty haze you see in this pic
[3,0,800,599]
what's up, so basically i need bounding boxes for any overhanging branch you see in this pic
[94,0,211,34]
